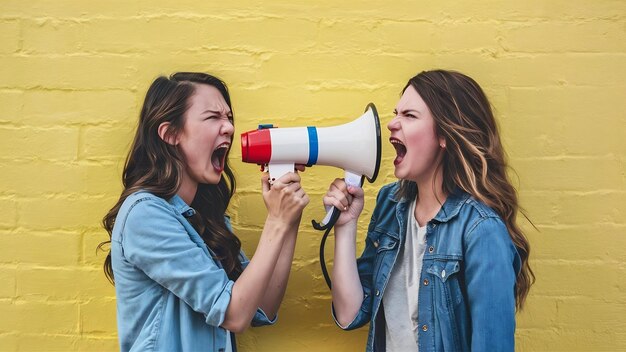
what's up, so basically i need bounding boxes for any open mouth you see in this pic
[390,138,406,165]
[211,142,230,172]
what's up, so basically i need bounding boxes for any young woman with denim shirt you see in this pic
[324,70,534,351]
[99,72,309,352]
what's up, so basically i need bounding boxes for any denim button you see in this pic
[423,279,429,286]
[428,246,434,253]
[375,290,380,296]
[422,325,428,332]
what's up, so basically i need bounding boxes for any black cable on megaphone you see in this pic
[311,103,382,290]
[312,176,366,290]
[312,202,342,289]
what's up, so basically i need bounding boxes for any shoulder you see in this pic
[458,198,521,273]
[121,191,172,219]
[464,196,501,220]
[458,196,511,246]
[462,197,505,231]
[114,191,177,236]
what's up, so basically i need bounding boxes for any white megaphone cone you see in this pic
[241,103,382,229]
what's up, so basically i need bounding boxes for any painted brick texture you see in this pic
[1,1,624,351]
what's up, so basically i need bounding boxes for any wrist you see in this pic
[334,220,358,238]
[264,216,290,237]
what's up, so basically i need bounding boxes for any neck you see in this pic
[413,169,447,227]
[178,172,198,205]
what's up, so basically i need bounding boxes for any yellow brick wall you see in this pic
[1,1,625,351]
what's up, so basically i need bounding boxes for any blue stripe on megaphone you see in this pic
[307,126,318,166]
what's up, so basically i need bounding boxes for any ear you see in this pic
[158,122,179,146]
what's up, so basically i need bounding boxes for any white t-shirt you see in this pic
[383,199,427,351]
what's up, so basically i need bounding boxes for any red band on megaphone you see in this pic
[241,129,272,164]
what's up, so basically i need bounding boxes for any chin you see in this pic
[393,166,406,180]
[202,173,222,185]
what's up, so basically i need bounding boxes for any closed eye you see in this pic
[395,109,420,119]
[204,114,233,121]
[393,110,417,119]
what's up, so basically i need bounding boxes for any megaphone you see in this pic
[241,103,382,229]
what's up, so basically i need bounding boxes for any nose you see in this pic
[387,114,400,132]
[222,118,234,136]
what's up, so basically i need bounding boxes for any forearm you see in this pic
[258,216,300,318]
[331,221,363,327]
[222,217,288,332]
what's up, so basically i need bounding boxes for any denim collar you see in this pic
[168,194,197,218]
[432,189,471,223]
[388,182,471,223]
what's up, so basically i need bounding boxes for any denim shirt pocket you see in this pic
[372,230,398,253]
[426,257,463,305]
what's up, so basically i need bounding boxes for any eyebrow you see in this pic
[393,109,421,115]
[202,109,233,117]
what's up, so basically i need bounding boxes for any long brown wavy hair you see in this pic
[396,69,534,310]
[98,72,242,284]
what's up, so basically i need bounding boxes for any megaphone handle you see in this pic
[267,163,295,185]
[344,170,364,188]
[314,171,364,230]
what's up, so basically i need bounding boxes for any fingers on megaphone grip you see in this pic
[346,184,364,198]
[330,178,353,209]
[324,188,349,211]
[295,187,309,207]
[263,171,301,190]
[323,195,345,212]
[280,171,301,184]
[279,179,309,210]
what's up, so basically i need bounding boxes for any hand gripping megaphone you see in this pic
[241,103,382,230]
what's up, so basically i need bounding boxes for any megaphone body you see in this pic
[241,103,382,228]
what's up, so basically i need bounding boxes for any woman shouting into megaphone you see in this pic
[99,72,309,352]
[324,69,534,352]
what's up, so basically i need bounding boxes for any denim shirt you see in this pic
[334,182,521,352]
[111,191,275,352]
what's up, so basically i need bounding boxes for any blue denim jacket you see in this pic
[111,191,275,352]
[334,182,521,352]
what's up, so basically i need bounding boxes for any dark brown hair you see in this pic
[397,69,534,310]
[98,72,242,284]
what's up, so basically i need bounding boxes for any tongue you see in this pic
[211,150,224,170]
[393,144,406,165]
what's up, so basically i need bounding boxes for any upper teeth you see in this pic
[390,139,404,145]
